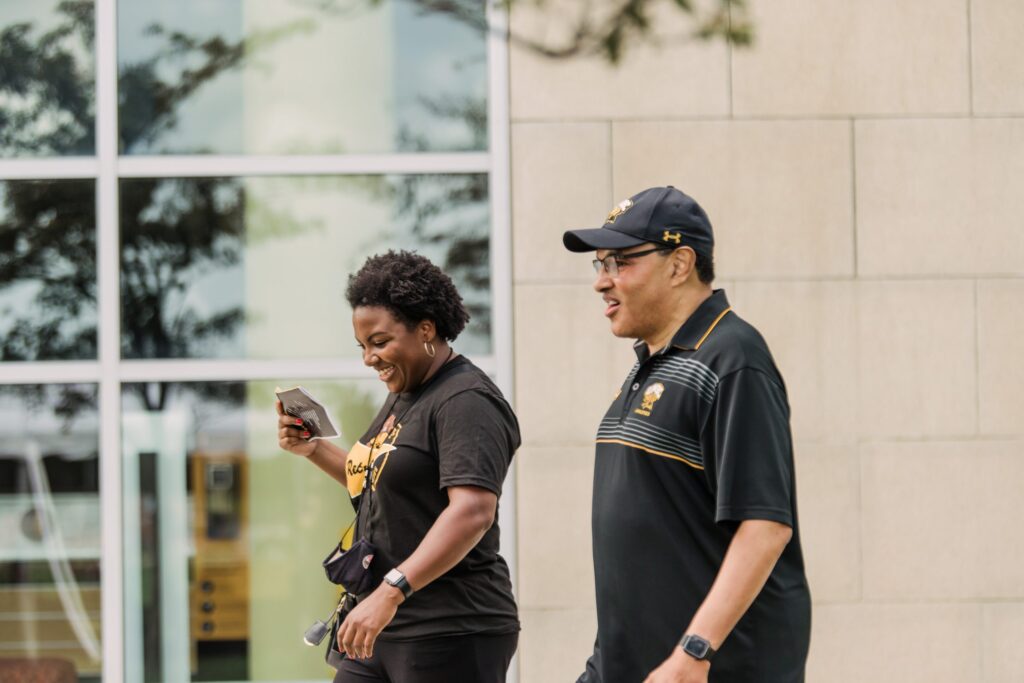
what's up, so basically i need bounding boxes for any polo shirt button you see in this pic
[632,383,640,390]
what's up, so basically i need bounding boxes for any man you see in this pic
[563,186,811,683]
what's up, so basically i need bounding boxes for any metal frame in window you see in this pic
[0,0,514,679]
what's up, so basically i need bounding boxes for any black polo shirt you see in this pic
[581,290,811,683]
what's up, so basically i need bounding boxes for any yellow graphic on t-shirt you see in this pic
[345,422,401,498]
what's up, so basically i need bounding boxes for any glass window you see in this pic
[119,173,491,360]
[3,0,502,679]
[122,379,383,682]
[0,384,101,683]
[0,0,95,157]
[0,180,97,361]
[117,0,487,155]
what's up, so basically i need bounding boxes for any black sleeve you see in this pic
[708,367,795,527]
[576,636,603,683]
[434,389,518,496]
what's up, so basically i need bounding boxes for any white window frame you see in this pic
[0,0,514,678]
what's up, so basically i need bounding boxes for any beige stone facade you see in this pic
[507,1,1024,680]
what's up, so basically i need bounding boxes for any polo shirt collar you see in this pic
[633,289,732,361]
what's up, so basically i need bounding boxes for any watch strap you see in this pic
[679,633,716,662]
[383,568,414,599]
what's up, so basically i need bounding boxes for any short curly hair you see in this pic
[345,250,470,342]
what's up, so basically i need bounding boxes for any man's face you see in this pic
[592,244,673,340]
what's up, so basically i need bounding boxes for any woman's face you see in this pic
[352,306,434,394]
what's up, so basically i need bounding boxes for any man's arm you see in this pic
[576,636,603,683]
[643,519,792,683]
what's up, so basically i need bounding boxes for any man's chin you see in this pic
[608,319,636,339]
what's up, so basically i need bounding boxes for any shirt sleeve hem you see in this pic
[439,476,502,496]
[715,506,793,527]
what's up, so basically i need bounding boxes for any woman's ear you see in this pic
[419,319,437,342]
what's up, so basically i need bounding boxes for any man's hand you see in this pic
[643,646,710,683]
[336,584,403,659]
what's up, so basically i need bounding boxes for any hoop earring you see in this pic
[424,341,436,358]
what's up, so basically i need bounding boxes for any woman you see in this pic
[276,250,520,683]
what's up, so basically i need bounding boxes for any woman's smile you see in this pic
[353,305,440,394]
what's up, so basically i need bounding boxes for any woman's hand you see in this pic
[336,584,404,659]
[276,400,318,457]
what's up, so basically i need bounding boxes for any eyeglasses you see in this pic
[592,246,673,277]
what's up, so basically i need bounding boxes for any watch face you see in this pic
[683,636,710,659]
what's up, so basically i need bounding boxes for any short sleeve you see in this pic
[708,367,795,527]
[434,389,519,495]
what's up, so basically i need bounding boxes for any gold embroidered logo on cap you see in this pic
[663,230,682,244]
[634,382,665,417]
[606,198,634,223]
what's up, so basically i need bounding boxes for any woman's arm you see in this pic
[304,440,350,486]
[397,485,497,588]
[336,485,498,659]
[276,400,349,486]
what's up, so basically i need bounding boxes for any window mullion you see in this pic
[116,153,490,178]
[485,1,517,681]
[0,158,99,180]
[95,0,124,680]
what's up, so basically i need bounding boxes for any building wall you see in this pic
[507,1,1024,681]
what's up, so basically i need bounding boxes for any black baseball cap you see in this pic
[562,186,714,258]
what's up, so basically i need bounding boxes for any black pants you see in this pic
[332,632,518,683]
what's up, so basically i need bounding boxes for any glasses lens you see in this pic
[592,255,625,277]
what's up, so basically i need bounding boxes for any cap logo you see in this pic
[606,198,634,223]
[663,230,682,244]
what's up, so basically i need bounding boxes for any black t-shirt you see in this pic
[581,290,811,683]
[344,355,520,641]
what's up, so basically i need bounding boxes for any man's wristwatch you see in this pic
[383,568,414,599]
[679,634,716,662]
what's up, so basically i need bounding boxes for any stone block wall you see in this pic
[509,1,1024,680]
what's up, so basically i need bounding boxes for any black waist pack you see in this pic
[325,592,358,670]
[322,537,378,595]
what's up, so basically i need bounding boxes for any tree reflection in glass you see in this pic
[0,180,97,361]
[118,0,487,155]
[1,1,492,365]
[0,0,95,157]
[0,1,98,361]
[119,177,247,362]
[119,173,491,362]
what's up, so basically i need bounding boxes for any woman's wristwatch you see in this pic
[383,568,414,599]
[679,634,716,662]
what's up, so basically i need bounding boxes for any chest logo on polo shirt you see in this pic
[606,198,634,223]
[633,382,665,417]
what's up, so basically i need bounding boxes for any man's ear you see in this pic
[670,247,696,285]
